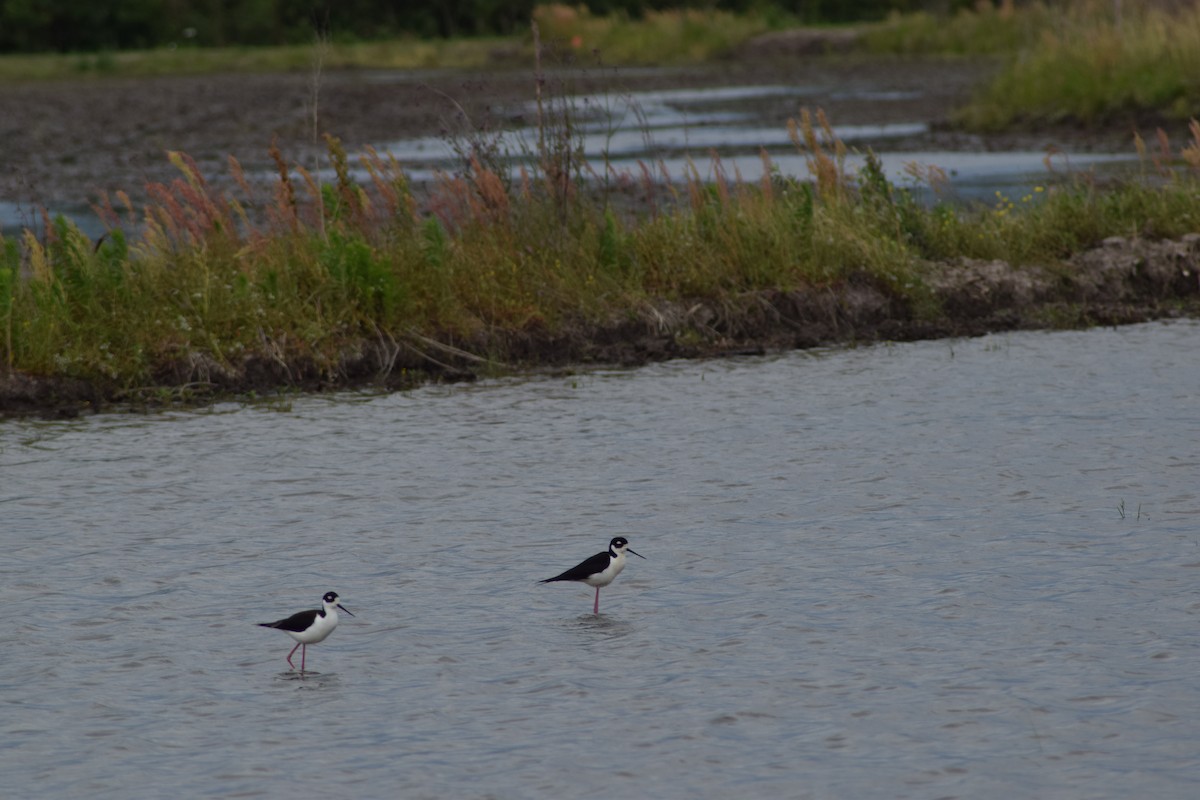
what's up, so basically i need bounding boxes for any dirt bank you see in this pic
[2,233,1197,418]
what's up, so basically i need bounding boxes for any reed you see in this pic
[0,5,775,83]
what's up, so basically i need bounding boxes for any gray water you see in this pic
[3,321,1199,799]
[364,82,1135,203]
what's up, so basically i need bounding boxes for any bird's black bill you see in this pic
[628,548,646,559]
[338,604,355,616]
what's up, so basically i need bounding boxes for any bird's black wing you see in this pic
[258,608,320,632]
[541,551,608,583]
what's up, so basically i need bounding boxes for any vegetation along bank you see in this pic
[2,2,1200,416]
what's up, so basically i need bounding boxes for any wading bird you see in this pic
[540,537,645,614]
[258,591,353,671]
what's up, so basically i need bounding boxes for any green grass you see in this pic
[860,1,1200,127]
[0,4,779,82]
[860,4,1048,56]
[530,4,775,65]
[0,37,515,82]
[951,2,1200,128]
[4,108,1200,395]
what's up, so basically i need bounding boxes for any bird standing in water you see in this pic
[258,591,353,671]
[541,537,645,614]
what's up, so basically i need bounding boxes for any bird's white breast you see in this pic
[584,553,625,587]
[287,608,340,644]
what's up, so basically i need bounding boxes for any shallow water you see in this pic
[1,77,1134,239]
[366,81,1135,202]
[3,321,1199,798]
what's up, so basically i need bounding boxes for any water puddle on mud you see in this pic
[364,81,1135,203]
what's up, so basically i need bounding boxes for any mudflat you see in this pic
[0,53,1131,218]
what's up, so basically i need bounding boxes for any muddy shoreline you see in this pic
[1,54,1196,417]
[3,233,1198,418]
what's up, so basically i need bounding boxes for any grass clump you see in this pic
[861,1,1048,56]
[0,4,779,82]
[530,4,774,65]
[955,1,1200,128]
[861,1,1200,129]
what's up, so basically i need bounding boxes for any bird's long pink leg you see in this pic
[287,642,301,669]
[594,587,600,615]
[300,644,307,672]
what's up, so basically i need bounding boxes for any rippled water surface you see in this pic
[3,321,1199,798]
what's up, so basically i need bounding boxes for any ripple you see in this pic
[2,323,1200,798]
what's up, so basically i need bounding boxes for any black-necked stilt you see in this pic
[258,591,353,671]
[540,536,645,614]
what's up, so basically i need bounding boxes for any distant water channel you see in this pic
[3,321,1199,798]
[367,82,1135,203]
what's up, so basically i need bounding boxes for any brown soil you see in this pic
[1,52,1196,417]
